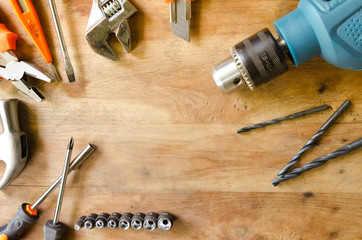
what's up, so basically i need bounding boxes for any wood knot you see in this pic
[304,192,314,198]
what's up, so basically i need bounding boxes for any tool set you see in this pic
[75,212,175,231]
[0,0,360,239]
[0,143,95,239]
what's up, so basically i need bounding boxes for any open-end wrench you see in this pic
[85,0,137,61]
[0,99,27,190]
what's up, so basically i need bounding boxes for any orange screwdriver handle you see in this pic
[0,24,18,53]
[9,0,52,63]
[0,234,8,240]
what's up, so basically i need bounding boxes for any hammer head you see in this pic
[0,99,28,190]
[85,0,137,61]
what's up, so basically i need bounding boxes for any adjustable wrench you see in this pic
[85,0,137,61]
[0,99,27,190]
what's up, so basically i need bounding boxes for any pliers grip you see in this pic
[0,24,18,53]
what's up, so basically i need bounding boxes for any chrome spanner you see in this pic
[85,0,137,61]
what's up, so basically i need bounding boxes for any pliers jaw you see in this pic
[0,23,51,101]
[85,0,137,61]
[0,55,51,102]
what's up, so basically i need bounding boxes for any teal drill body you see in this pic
[274,0,362,70]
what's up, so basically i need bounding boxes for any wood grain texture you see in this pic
[0,0,361,239]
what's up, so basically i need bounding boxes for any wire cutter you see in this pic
[0,24,51,102]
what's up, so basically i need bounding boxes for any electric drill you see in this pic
[212,0,362,93]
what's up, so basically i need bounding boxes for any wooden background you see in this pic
[0,0,361,239]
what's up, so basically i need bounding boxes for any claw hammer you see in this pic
[0,99,27,190]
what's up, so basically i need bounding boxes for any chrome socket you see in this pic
[131,212,145,230]
[143,212,159,231]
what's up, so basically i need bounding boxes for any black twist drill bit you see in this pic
[277,100,351,177]
[236,104,331,133]
[272,138,362,186]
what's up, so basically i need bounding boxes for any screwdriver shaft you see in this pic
[237,104,331,133]
[31,144,95,210]
[53,137,73,224]
[272,138,362,186]
[277,100,351,177]
[49,62,61,82]
[48,0,75,82]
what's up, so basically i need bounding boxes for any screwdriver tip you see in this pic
[66,64,76,83]
[68,137,74,150]
[67,73,76,83]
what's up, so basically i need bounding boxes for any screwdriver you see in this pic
[0,144,95,240]
[43,137,73,240]
[9,0,62,82]
[48,0,75,82]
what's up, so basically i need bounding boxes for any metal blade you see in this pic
[11,79,45,102]
[170,0,190,42]
[18,61,52,82]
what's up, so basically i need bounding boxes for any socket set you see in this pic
[75,212,175,231]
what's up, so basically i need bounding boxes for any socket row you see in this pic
[74,212,175,231]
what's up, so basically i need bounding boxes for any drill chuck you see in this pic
[213,0,362,94]
[213,28,288,93]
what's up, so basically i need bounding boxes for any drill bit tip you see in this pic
[273,138,362,186]
[68,137,74,150]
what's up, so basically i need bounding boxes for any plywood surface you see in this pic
[0,0,361,239]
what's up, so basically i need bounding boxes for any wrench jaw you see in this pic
[0,99,28,190]
[85,0,137,61]
[115,20,131,54]
[86,22,120,61]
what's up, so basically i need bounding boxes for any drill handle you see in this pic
[0,204,39,240]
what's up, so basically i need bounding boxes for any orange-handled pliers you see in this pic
[0,24,51,101]
[9,0,61,82]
